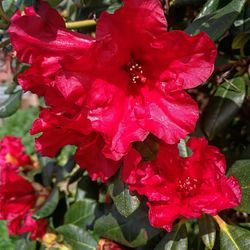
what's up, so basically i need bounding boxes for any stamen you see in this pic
[126,61,146,84]
[176,177,199,196]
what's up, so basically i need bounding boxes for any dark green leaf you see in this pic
[227,160,250,213]
[0,90,22,118]
[33,187,59,219]
[47,0,63,7]
[196,0,220,19]
[93,206,159,248]
[57,224,97,250]
[108,175,140,218]
[64,199,97,228]
[203,77,246,140]
[174,0,203,6]
[154,223,188,250]
[219,223,250,249]
[186,0,247,41]
[199,214,216,249]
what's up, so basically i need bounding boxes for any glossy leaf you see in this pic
[154,223,188,250]
[64,199,97,228]
[203,77,246,140]
[199,214,216,249]
[0,90,22,118]
[220,223,250,249]
[196,0,220,19]
[57,224,97,250]
[33,188,59,219]
[186,0,247,41]
[93,206,159,248]
[227,160,250,213]
[108,175,140,218]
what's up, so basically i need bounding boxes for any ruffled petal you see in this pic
[88,80,148,160]
[30,108,91,157]
[148,202,181,232]
[74,133,120,182]
[96,0,167,40]
[122,148,142,184]
[17,212,47,240]
[144,31,217,91]
[135,88,199,144]
[8,1,93,64]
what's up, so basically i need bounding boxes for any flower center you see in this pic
[127,61,146,84]
[176,177,199,196]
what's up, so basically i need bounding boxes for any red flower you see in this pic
[0,136,33,169]
[0,136,47,239]
[8,0,217,163]
[122,138,241,231]
[0,168,47,239]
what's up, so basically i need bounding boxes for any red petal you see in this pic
[145,31,217,91]
[96,0,167,40]
[135,88,199,144]
[30,108,91,157]
[122,148,142,184]
[8,1,93,64]
[88,81,148,160]
[148,202,181,232]
[74,133,120,182]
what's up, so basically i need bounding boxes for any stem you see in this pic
[65,20,96,29]
[0,0,10,23]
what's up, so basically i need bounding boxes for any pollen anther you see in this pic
[127,61,146,84]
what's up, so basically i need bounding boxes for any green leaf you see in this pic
[219,223,250,249]
[196,0,220,19]
[232,32,250,56]
[227,160,250,213]
[33,187,59,219]
[154,223,188,250]
[108,175,140,218]
[0,221,16,250]
[203,77,246,140]
[47,0,63,7]
[93,206,159,248]
[0,90,22,118]
[15,239,36,250]
[64,199,97,228]
[186,0,247,41]
[199,214,216,249]
[57,224,97,250]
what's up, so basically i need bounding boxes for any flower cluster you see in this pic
[8,0,241,231]
[0,136,47,239]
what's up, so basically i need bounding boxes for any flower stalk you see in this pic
[65,20,96,29]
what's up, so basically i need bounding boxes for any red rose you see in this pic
[122,137,241,231]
